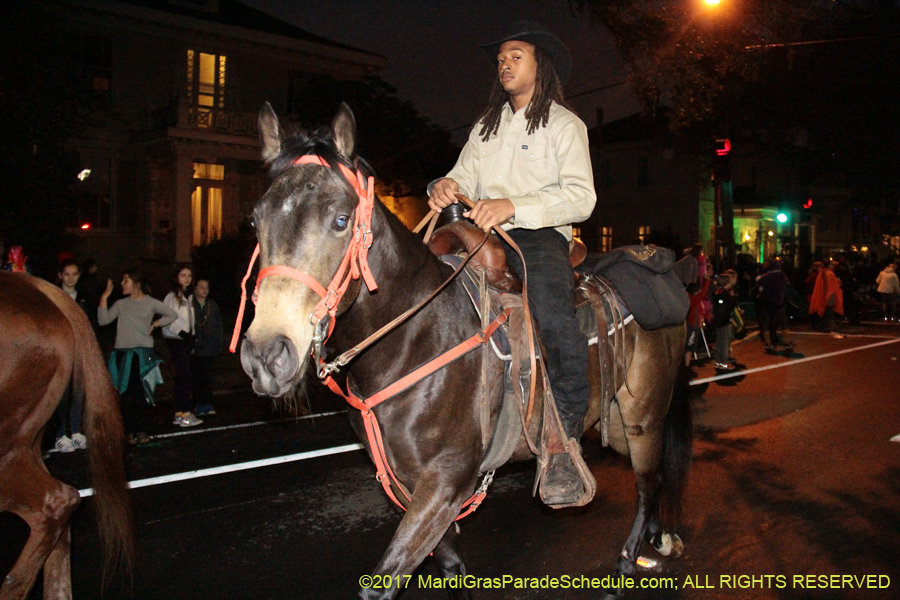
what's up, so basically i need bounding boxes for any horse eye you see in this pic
[334,215,349,231]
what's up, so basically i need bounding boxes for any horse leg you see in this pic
[601,395,666,599]
[41,527,73,600]
[360,470,476,600]
[432,523,471,600]
[601,468,662,600]
[0,454,80,600]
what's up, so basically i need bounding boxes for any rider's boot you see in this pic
[542,414,585,506]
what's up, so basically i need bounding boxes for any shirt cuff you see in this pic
[509,193,543,228]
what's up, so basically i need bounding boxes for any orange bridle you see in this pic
[229,155,377,353]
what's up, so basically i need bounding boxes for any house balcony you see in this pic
[148,99,258,137]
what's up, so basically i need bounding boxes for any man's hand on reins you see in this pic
[465,198,515,232]
[428,178,460,212]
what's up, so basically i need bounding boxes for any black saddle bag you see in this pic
[577,245,690,330]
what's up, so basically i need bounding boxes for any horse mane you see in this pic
[267,124,376,184]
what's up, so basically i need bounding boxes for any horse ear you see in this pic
[258,102,281,163]
[331,102,357,160]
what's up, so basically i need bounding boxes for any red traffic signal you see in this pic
[715,139,731,156]
[803,198,813,209]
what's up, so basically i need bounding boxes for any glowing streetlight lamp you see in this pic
[704,0,721,5]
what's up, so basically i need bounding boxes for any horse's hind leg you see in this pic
[602,403,666,599]
[432,523,471,600]
[0,453,80,600]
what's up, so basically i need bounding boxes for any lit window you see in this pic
[601,227,613,253]
[638,225,651,243]
[192,163,225,246]
[193,163,225,180]
[187,50,227,127]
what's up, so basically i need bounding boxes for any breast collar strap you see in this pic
[228,155,377,353]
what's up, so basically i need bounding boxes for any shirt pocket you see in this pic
[515,142,554,186]
[478,138,502,159]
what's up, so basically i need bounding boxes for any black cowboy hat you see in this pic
[481,20,573,85]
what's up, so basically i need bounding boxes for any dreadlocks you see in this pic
[477,45,573,142]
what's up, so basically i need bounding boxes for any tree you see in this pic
[575,0,900,230]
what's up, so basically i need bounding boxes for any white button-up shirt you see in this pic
[440,101,596,241]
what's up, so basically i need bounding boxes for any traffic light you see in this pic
[713,138,731,181]
[776,212,788,224]
[800,198,813,222]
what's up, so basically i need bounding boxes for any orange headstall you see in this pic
[229,155,377,353]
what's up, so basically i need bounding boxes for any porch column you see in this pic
[175,154,194,263]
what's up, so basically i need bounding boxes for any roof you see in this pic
[106,0,384,59]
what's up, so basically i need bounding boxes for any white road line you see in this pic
[691,337,900,386]
[77,443,364,498]
[792,331,899,339]
[153,409,347,440]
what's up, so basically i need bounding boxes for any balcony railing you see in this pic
[148,100,258,136]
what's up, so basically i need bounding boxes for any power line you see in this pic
[745,32,900,50]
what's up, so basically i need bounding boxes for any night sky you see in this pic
[242,0,641,142]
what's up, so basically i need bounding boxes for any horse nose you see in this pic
[240,334,299,397]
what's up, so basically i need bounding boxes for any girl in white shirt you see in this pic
[163,265,202,427]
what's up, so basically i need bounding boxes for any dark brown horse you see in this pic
[0,272,134,600]
[239,103,692,600]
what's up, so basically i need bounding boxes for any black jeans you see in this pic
[502,228,589,422]
[191,355,215,407]
[166,338,193,413]
[119,353,146,435]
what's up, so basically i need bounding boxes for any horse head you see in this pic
[241,102,372,397]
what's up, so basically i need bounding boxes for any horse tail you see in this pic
[39,281,136,585]
[659,362,693,528]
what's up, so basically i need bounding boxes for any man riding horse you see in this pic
[428,21,595,506]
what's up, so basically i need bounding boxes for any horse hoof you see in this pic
[653,532,684,558]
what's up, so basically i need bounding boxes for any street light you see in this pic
[704,0,721,4]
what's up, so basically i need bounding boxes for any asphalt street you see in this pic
[3,321,900,600]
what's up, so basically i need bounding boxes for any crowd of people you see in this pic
[2,245,226,450]
[679,245,900,374]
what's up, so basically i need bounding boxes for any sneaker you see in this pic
[71,433,87,450]
[173,414,183,425]
[715,362,736,371]
[891,433,900,443]
[52,436,76,453]
[179,412,203,427]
